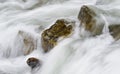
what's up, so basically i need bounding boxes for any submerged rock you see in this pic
[109,25,120,40]
[17,30,37,55]
[27,57,41,69]
[41,19,74,52]
[78,5,105,36]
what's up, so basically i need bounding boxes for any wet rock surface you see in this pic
[78,5,120,40]
[109,25,120,40]
[27,57,41,69]
[41,19,74,52]
[78,5,104,36]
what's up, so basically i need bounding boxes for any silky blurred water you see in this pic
[0,0,120,74]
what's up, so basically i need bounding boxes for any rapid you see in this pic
[0,0,119,74]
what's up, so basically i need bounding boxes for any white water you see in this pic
[0,0,120,74]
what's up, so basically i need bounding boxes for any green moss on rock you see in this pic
[41,19,74,52]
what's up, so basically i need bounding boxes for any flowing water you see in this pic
[0,0,120,74]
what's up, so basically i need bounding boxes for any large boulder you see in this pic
[41,19,74,52]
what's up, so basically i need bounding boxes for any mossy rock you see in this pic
[41,19,74,52]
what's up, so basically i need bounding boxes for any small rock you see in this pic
[78,5,104,36]
[26,57,41,69]
[109,25,120,40]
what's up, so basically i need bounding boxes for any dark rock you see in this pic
[27,57,41,69]
[109,25,120,40]
[41,19,74,52]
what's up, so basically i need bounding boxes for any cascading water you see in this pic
[0,0,120,74]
